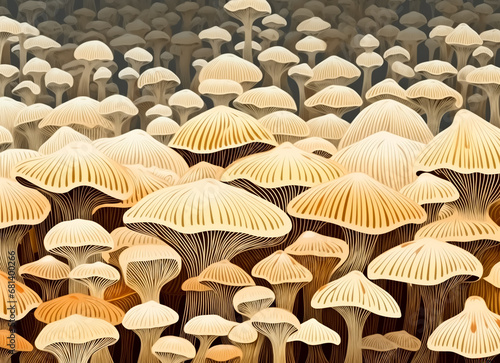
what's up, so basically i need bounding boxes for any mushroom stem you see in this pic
[193,336,215,363]
[53,89,64,106]
[424,108,443,136]
[485,89,500,127]
[306,345,328,363]
[332,231,378,280]
[336,306,370,363]
[271,341,287,363]
[137,328,164,363]
[403,284,421,336]
[18,36,27,81]
[78,63,93,97]
[0,228,28,281]
[361,68,374,107]
[90,347,114,363]
[179,53,192,89]
[243,21,253,62]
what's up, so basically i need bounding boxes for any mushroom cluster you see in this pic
[0,0,499,362]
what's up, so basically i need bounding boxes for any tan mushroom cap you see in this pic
[258,45,300,63]
[414,214,500,243]
[288,318,341,345]
[108,227,164,253]
[199,260,255,287]
[307,114,349,142]
[124,178,292,236]
[445,23,483,47]
[305,56,361,89]
[124,47,153,64]
[399,173,459,205]
[0,126,11,151]
[339,100,432,148]
[35,314,119,350]
[368,238,483,285]
[428,296,500,359]
[365,79,415,109]
[137,67,180,89]
[415,109,500,174]
[168,106,277,153]
[98,94,138,117]
[0,271,42,320]
[288,63,313,79]
[297,17,330,34]
[37,127,91,154]
[407,79,463,108]
[304,85,362,115]
[332,132,425,191]
[22,57,50,76]
[311,271,401,317]
[13,80,40,97]
[146,116,179,137]
[466,64,500,88]
[296,36,327,53]
[16,141,132,199]
[177,162,224,184]
[24,35,60,52]
[182,277,213,292]
[285,231,348,262]
[34,293,124,325]
[184,315,238,337]
[69,261,120,283]
[0,149,39,178]
[228,321,258,344]
[74,40,113,61]
[198,79,244,97]
[233,86,297,115]
[146,104,173,119]
[19,255,70,281]
[384,330,421,351]
[199,26,232,42]
[122,300,178,330]
[383,46,410,61]
[294,137,338,157]
[251,307,301,331]
[93,130,188,176]
[233,286,275,317]
[484,261,500,288]
[258,111,309,139]
[38,96,114,131]
[0,177,50,229]
[14,103,52,127]
[0,97,26,134]
[414,60,458,79]
[169,89,204,110]
[288,172,426,234]
[0,15,21,35]
[356,52,384,69]
[119,244,181,276]
[252,250,313,284]
[199,54,262,90]
[362,334,398,351]
[221,142,345,188]
[392,61,415,78]
[206,345,243,362]
[0,330,32,352]
[359,34,380,52]
[152,336,196,361]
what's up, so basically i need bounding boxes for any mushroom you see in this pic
[311,271,401,363]
[198,79,243,107]
[0,127,11,151]
[176,162,224,184]
[472,46,493,66]
[145,30,170,67]
[356,51,384,103]
[199,26,232,58]
[37,126,91,155]
[0,64,18,96]
[251,308,300,363]
[35,315,119,363]
[224,0,271,61]
[305,55,361,91]
[466,65,500,127]
[294,137,338,158]
[414,60,458,81]
[152,336,196,363]
[0,16,20,62]
[445,23,483,70]
[184,315,238,363]
[170,31,201,88]
[288,64,313,119]
[0,149,39,178]
[12,80,40,105]
[123,301,179,363]
[406,79,462,135]
[73,40,113,97]
[146,116,179,145]
[69,262,120,299]
[19,255,69,301]
[44,68,73,106]
[228,322,259,363]
[361,334,398,363]
[123,47,153,73]
[92,66,112,101]
[98,95,138,136]
[168,89,204,125]
[233,286,275,320]
[304,85,362,117]
[396,27,427,68]
[383,46,410,79]
[257,46,299,87]
[0,330,32,363]
[205,345,243,363]
[258,111,309,144]
[384,330,421,363]
[137,67,180,105]
[24,35,60,60]
[14,103,52,149]
[368,238,483,363]
[168,106,277,167]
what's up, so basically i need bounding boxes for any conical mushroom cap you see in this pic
[288,318,341,345]
[285,231,348,261]
[177,162,225,184]
[428,296,500,359]
[122,300,179,330]
[368,238,483,285]
[399,173,459,205]
[311,271,401,318]
[19,255,70,281]
[44,219,113,251]
[38,127,91,155]
[384,330,421,352]
[251,250,313,284]
[361,334,398,352]
[199,260,255,287]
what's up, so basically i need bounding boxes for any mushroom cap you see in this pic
[146,117,179,137]
[356,52,384,68]
[119,244,182,273]
[288,172,426,234]
[365,79,413,107]
[184,314,238,337]
[168,106,277,153]
[297,16,330,34]
[13,80,40,96]
[233,286,275,315]
[124,178,292,236]
[93,130,188,175]
[234,86,297,113]
[152,336,196,361]
[252,250,313,284]
[399,173,459,205]
[146,104,173,118]
[0,177,50,229]
[182,277,213,292]
[137,67,180,89]
[396,27,427,42]
[122,300,178,330]
[384,330,421,351]
[251,307,301,332]
[16,141,132,199]
[19,255,70,281]
[445,23,482,47]
[199,26,232,42]
[294,137,338,157]
[0,149,40,178]
[44,219,113,252]
[206,345,243,362]
[285,231,348,261]
[368,238,483,285]
[221,142,345,188]
[223,0,271,18]
[295,36,327,54]
[466,64,500,86]
[98,94,138,117]
[22,57,51,76]
[0,331,32,352]
[339,100,432,148]
[35,292,124,325]
[177,162,224,184]
[258,46,300,64]
[0,126,11,149]
[306,56,361,89]
[305,85,362,111]
[39,97,113,131]
[118,67,139,81]
[0,16,21,35]
[93,67,112,81]
[74,40,113,61]
[392,61,415,78]
[258,111,309,139]
[24,35,60,52]
[484,261,500,288]
[383,46,410,61]
[199,79,243,97]
[199,54,262,86]
[288,63,313,79]
[332,131,425,191]
[14,103,52,127]
[199,260,255,287]
[229,321,258,344]
[414,215,500,243]
[414,60,458,77]
[406,79,463,108]
[69,261,120,282]
[359,34,380,51]
[415,109,500,174]
[311,270,401,317]
[108,227,164,253]
[35,314,119,349]
[0,64,18,79]
[169,89,204,109]
[288,318,341,345]
[427,296,500,359]
[38,127,91,155]
[361,334,398,352]
[45,68,73,87]
[0,271,42,320]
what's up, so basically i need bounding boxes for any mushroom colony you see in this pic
[0,0,499,362]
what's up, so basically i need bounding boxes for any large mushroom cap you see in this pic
[0,330,32,352]
[306,56,361,90]
[0,271,42,320]
[122,300,179,330]
[252,250,313,284]
[311,270,401,317]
